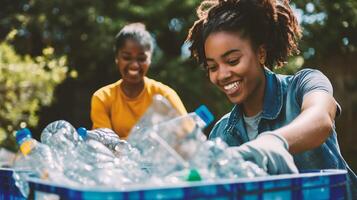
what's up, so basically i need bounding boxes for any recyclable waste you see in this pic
[10,98,270,196]
[128,105,214,178]
[13,128,73,197]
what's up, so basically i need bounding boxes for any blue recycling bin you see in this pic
[0,168,26,200]
[26,169,348,200]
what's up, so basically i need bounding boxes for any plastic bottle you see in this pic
[77,127,142,165]
[75,139,116,166]
[41,120,81,146]
[70,134,143,186]
[128,94,180,144]
[77,127,121,151]
[190,138,268,180]
[40,121,116,167]
[13,128,59,196]
[40,120,82,170]
[40,121,124,185]
[131,105,214,177]
[151,105,214,159]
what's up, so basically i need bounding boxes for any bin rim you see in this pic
[27,169,347,193]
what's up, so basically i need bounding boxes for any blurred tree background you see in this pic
[1,0,356,171]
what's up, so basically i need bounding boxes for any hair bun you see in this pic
[125,22,147,31]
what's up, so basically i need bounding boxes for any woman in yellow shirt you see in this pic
[91,23,187,139]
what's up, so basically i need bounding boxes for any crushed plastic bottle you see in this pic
[77,127,121,150]
[40,121,116,168]
[41,120,81,146]
[40,120,85,171]
[40,121,132,185]
[190,138,268,180]
[76,139,116,166]
[72,138,147,186]
[77,127,141,160]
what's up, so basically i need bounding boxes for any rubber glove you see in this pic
[227,132,298,175]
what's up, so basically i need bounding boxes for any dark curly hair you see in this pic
[186,0,301,69]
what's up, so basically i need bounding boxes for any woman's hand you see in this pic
[227,132,298,175]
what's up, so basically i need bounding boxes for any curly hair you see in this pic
[186,0,301,69]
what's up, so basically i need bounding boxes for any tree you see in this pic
[0,30,67,150]
[293,0,357,63]
[1,0,357,171]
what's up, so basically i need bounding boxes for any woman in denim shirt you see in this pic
[186,0,356,197]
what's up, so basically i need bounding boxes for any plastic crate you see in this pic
[0,168,26,200]
[26,169,347,200]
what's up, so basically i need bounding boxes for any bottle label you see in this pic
[20,140,34,156]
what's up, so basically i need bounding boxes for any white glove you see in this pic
[227,132,298,175]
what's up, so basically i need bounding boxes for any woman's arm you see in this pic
[276,91,337,154]
[227,90,337,174]
[91,95,113,130]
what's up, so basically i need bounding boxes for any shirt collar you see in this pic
[229,68,283,122]
[261,68,283,120]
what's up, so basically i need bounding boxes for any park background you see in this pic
[1,0,356,172]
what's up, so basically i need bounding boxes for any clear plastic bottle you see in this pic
[75,139,116,166]
[128,94,180,144]
[41,121,116,167]
[131,105,214,177]
[13,128,60,197]
[41,120,81,146]
[40,121,124,185]
[77,127,142,168]
[77,127,121,151]
[40,120,82,170]
[70,137,143,186]
[148,105,214,159]
[190,138,268,180]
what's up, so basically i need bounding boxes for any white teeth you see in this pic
[128,69,139,75]
[224,81,240,90]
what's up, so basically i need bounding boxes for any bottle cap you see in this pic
[15,128,32,144]
[186,168,202,181]
[194,105,214,127]
[77,127,87,139]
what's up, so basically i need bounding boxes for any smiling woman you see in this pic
[186,0,357,197]
[204,31,266,117]
[90,23,187,139]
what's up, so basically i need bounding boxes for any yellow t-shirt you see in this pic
[90,77,187,139]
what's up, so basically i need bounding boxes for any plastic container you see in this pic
[26,169,347,200]
[77,127,125,152]
[0,168,26,200]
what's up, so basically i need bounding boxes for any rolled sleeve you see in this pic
[294,69,341,116]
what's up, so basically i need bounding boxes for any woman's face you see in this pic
[115,39,151,84]
[204,31,265,106]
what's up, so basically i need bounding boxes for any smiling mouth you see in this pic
[128,69,140,76]
[223,81,241,95]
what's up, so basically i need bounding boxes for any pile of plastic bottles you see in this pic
[12,95,267,198]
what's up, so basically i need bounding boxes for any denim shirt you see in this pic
[209,68,357,197]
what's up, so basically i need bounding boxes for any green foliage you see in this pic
[273,56,304,75]
[0,30,67,151]
[0,0,356,137]
[293,0,357,64]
